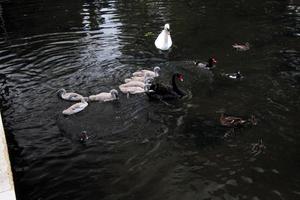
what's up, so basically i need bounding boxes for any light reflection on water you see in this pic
[0,0,300,200]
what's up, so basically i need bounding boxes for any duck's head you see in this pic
[164,24,170,31]
[193,61,200,65]
[80,131,89,142]
[250,115,257,125]
[208,57,217,67]
[236,71,242,78]
[110,89,119,99]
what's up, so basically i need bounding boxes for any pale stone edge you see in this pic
[0,113,16,200]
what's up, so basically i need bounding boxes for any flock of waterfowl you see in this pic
[58,23,255,130]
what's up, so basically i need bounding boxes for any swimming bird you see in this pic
[251,138,265,156]
[232,42,250,51]
[132,66,160,78]
[146,73,186,100]
[57,89,87,102]
[194,57,217,70]
[79,131,89,143]
[223,71,243,80]
[88,89,119,102]
[124,73,151,83]
[219,113,248,127]
[62,98,88,115]
[119,85,150,95]
[120,77,153,89]
[155,23,172,50]
[119,77,152,96]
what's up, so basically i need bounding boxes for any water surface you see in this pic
[0,0,300,199]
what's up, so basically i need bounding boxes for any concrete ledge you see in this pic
[0,113,16,200]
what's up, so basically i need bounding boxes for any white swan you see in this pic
[62,98,88,115]
[124,73,151,83]
[132,66,160,77]
[155,24,172,50]
[58,89,87,102]
[88,89,119,102]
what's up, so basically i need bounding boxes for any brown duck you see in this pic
[220,113,247,127]
[220,113,257,127]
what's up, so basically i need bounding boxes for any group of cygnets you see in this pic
[58,23,251,116]
[58,66,161,115]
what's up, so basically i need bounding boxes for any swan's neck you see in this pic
[144,84,150,92]
[163,30,168,43]
[112,93,118,99]
[206,62,213,68]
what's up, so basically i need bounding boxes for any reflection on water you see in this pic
[0,0,300,200]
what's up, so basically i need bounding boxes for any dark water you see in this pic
[0,0,300,199]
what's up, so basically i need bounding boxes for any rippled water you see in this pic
[0,0,300,199]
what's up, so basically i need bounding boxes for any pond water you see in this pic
[0,0,300,199]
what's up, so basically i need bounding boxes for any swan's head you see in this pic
[57,88,66,95]
[164,24,170,31]
[175,73,184,82]
[110,89,119,99]
[153,66,161,76]
[208,57,217,66]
